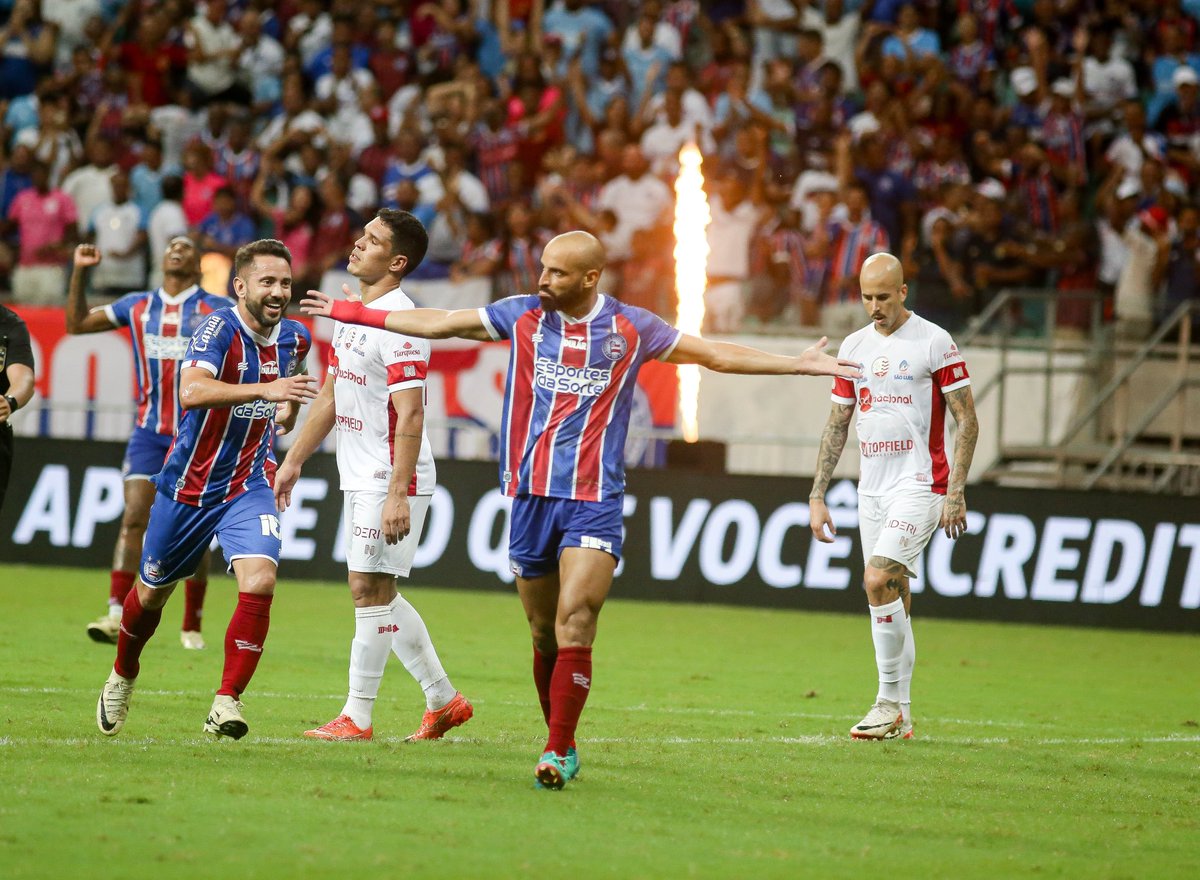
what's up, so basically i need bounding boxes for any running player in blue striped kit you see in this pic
[96,239,318,740]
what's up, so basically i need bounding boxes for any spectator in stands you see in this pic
[88,170,146,298]
[5,159,78,305]
[839,130,917,252]
[1159,203,1200,331]
[257,74,326,150]
[542,0,616,80]
[822,179,890,335]
[116,11,185,109]
[252,172,319,293]
[495,201,551,298]
[593,144,672,265]
[147,176,187,289]
[957,179,1038,316]
[185,0,248,106]
[311,174,360,288]
[1115,204,1172,340]
[237,8,286,116]
[181,142,227,227]
[0,0,56,101]
[129,139,172,221]
[450,211,502,288]
[382,131,444,210]
[194,185,255,261]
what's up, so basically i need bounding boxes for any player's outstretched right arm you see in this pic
[64,244,118,334]
[809,403,854,543]
[178,366,319,411]
[299,287,492,341]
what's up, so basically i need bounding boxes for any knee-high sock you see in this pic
[546,646,591,755]
[341,604,392,729]
[219,593,272,698]
[870,598,906,704]
[388,594,456,710]
[899,612,916,722]
[533,648,557,727]
[114,587,162,680]
[108,570,135,613]
[182,579,207,632]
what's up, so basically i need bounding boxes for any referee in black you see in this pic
[1,303,35,511]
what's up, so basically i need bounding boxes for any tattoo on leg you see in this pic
[869,556,908,598]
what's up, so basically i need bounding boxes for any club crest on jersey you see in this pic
[601,332,628,361]
[872,356,890,377]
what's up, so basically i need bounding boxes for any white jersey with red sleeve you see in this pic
[830,313,970,497]
[328,287,436,494]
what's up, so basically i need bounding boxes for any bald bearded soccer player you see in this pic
[810,252,979,741]
[303,230,863,790]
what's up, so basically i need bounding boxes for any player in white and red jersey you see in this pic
[96,239,318,741]
[66,238,229,650]
[275,209,472,743]
[810,252,979,741]
[301,230,862,789]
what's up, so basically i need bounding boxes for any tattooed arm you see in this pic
[809,402,855,543]
[942,385,979,539]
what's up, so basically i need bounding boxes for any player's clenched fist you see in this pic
[262,374,319,404]
[74,243,102,267]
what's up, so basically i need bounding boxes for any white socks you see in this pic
[342,605,392,729]
[869,598,907,705]
[899,612,916,725]
[388,594,457,710]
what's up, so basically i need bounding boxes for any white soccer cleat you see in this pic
[883,714,914,740]
[87,615,121,645]
[850,699,903,740]
[180,630,206,650]
[204,695,249,740]
[96,670,136,736]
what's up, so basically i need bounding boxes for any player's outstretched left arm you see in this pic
[666,333,862,380]
[300,287,493,341]
[179,367,319,411]
[942,385,979,540]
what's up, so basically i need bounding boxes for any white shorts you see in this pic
[859,491,944,578]
[342,491,430,577]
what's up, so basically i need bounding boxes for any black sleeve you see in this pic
[3,312,35,371]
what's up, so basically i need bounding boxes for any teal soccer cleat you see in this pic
[534,751,570,790]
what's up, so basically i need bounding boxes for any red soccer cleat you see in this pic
[304,714,373,741]
[405,692,473,742]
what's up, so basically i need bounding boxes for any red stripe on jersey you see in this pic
[832,376,855,400]
[158,304,179,434]
[505,311,541,496]
[230,342,276,494]
[574,315,639,501]
[130,298,151,429]
[386,359,428,385]
[928,382,949,494]
[933,362,970,387]
[181,333,242,501]
[530,319,587,496]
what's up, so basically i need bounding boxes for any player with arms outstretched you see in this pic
[809,252,978,741]
[96,239,318,739]
[275,209,472,743]
[302,230,861,788]
[68,238,228,650]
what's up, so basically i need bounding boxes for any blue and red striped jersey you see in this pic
[104,285,230,435]
[156,306,311,508]
[481,294,681,502]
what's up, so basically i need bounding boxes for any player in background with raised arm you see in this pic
[302,230,861,789]
[96,239,317,740]
[68,238,229,650]
[275,209,472,743]
[809,252,978,741]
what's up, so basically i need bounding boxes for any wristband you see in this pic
[4,394,17,413]
[329,299,389,330]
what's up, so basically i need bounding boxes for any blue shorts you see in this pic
[140,487,281,587]
[122,427,174,481]
[508,494,624,579]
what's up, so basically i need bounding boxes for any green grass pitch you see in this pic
[1,564,1197,879]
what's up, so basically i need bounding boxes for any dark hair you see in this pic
[375,208,428,277]
[234,239,292,278]
[214,185,236,201]
[161,175,183,201]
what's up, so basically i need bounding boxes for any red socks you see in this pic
[220,593,273,698]
[114,588,163,680]
[546,646,592,755]
[109,570,135,606]
[533,648,556,726]
[182,579,206,632]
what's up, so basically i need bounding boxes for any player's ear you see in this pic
[390,254,409,277]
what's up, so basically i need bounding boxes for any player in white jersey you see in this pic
[809,252,978,741]
[274,209,472,742]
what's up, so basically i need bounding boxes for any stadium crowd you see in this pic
[0,0,1198,337]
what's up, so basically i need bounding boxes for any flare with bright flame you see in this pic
[673,144,710,443]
